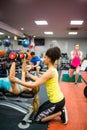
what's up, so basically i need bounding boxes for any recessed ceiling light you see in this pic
[35,20,48,25]
[0,32,4,35]
[21,28,24,30]
[68,32,78,35]
[70,20,84,25]
[44,32,53,35]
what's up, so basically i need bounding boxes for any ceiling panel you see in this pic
[0,0,87,38]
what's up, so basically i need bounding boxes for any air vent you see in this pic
[70,27,79,30]
[67,27,79,31]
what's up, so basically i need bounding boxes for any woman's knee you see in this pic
[69,69,75,77]
[69,72,73,77]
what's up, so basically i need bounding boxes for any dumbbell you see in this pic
[82,76,87,98]
[84,86,87,98]
[17,52,24,60]
[24,52,28,59]
[17,52,28,60]
[9,51,28,61]
[8,52,17,61]
[0,50,6,57]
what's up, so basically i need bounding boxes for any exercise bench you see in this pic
[61,71,82,82]
[0,88,35,129]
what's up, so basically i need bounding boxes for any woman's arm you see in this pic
[27,71,39,81]
[79,51,83,61]
[9,69,54,89]
[71,51,75,60]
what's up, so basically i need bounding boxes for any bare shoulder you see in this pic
[41,69,54,79]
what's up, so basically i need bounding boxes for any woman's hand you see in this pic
[9,76,17,83]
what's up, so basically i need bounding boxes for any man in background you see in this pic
[29,52,43,76]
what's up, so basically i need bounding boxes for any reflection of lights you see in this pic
[8,36,10,39]
[52,40,57,42]
[0,32,4,35]
[14,36,17,40]
[44,32,53,35]
[68,32,78,35]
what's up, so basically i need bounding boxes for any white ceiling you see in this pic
[0,0,87,38]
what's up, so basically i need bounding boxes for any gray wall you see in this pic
[0,38,87,59]
[35,38,87,59]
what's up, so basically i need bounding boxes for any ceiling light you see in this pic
[70,20,84,25]
[0,32,4,35]
[21,28,24,30]
[35,20,48,25]
[44,32,53,35]
[68,32,78,35]
[14,36,17,40]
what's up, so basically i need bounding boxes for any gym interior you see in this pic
[0,0,87,130]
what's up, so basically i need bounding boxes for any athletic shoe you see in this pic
[61,107,68,125]
[74,83,78,87]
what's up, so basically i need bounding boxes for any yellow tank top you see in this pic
[45,68,64,103]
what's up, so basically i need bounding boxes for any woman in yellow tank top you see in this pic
[9,47,68,124]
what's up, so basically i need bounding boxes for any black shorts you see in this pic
[35,98,65,123]
[70,65,81,69]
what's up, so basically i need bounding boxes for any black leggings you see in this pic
[35,98,65,123]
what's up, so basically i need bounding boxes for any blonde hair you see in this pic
[74,44,80,47]
[32,87,40,113]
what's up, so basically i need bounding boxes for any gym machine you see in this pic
[0,88,34,129]
[0,51,35,129]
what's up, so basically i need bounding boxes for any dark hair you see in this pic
[31,51,35,56]
[46,47,61,63]
[27,50,30,52]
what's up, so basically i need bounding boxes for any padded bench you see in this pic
[61,71,82,82]
[0,89,34,98]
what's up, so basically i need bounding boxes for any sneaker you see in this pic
[61,107,68,125]
[74,83,78,87]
